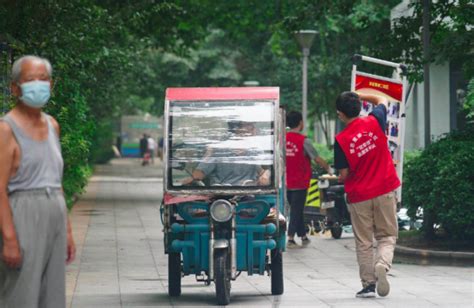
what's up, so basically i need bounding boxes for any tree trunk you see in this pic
[423,208,436,240]
[316,111,330,145]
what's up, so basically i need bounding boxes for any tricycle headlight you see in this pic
[210,200,233,222]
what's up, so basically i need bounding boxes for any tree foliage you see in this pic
[126,1,401,143]
[464,79,474,123]
[1,0,471,207]
[391,0,474,82]
[0,0,205,206]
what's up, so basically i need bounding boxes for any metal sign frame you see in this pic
[350,54,408,202]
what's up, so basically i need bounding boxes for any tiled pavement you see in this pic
[66,159,473,307]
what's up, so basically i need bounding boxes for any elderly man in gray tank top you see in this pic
[0,55,76,307]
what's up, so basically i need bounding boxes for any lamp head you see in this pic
[294,30,318,50]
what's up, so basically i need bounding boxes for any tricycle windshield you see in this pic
[168,100,275,190]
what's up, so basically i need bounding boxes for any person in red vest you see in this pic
[286,111,331,248]
[334,91,400,299]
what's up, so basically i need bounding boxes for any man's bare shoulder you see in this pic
[0,120,14,144]
[48,115,61,136]
[0,120,15,173]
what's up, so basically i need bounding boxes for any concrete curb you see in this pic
[395,244,474,266]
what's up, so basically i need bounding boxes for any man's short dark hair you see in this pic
[287,111,302,129]
[336,91,361,118]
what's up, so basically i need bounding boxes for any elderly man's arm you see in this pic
[0,122,22,269]
[51,116,76,264]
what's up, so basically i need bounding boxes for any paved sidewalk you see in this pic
[67,159,473,307]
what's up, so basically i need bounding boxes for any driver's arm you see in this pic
[191,169,205,181]
[181,163,213,185]
[257,167,271,186]
[181,169,205,185]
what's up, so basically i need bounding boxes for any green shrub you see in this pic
[313,142,333,164]
[90,119,115,164]
[402,126,474,239]
[464,79,474,123]
[403,150,422,168]
[46,79,94,209]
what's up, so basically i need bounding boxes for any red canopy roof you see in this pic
[165,87,279,101]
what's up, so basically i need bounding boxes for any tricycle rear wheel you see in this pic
[214,249,231,305]
[270,249,284,295]
[168,252,181,296]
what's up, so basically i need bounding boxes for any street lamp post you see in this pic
[294,30,317,134]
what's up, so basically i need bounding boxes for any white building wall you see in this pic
[429,63,451,140]
[392,1,452,150]
[404,61,451,149]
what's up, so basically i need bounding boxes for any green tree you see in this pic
[391,0,473,82]
[0,0,209,205]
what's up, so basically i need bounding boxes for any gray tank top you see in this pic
[2,113,64,193]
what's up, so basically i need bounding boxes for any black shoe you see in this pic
[356,284,376,298]
[301,237,311,247]
[287,239,299,249]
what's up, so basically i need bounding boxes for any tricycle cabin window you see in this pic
[168,100,275,188]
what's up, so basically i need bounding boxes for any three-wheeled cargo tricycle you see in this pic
[161,87,287,305]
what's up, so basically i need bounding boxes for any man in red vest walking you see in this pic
[334,92,400,298]
[286,111,331,248]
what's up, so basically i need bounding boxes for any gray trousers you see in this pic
[0,188,67,308]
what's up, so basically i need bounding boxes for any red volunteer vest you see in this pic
[286,132,312,189]
[335,116,400,203]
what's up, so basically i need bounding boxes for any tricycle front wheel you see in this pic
[270,249,284,295]
[168,252,181,297]
[214,249,231,305]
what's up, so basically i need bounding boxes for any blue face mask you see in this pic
[19,80,51,108]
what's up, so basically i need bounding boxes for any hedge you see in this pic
[402,125,474,239]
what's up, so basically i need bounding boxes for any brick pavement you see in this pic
[67,159,473,307]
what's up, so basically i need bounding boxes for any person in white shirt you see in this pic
[147,135,156,164]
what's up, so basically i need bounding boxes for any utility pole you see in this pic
[423,0,431,147]
[294,30,317,134]
[423,0,435,239]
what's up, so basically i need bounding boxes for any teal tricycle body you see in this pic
[161,87,286,305]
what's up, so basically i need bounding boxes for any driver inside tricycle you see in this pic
[181,120,271,187]
[162,87,286,305]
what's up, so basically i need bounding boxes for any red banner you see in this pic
[355,74,402,101]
